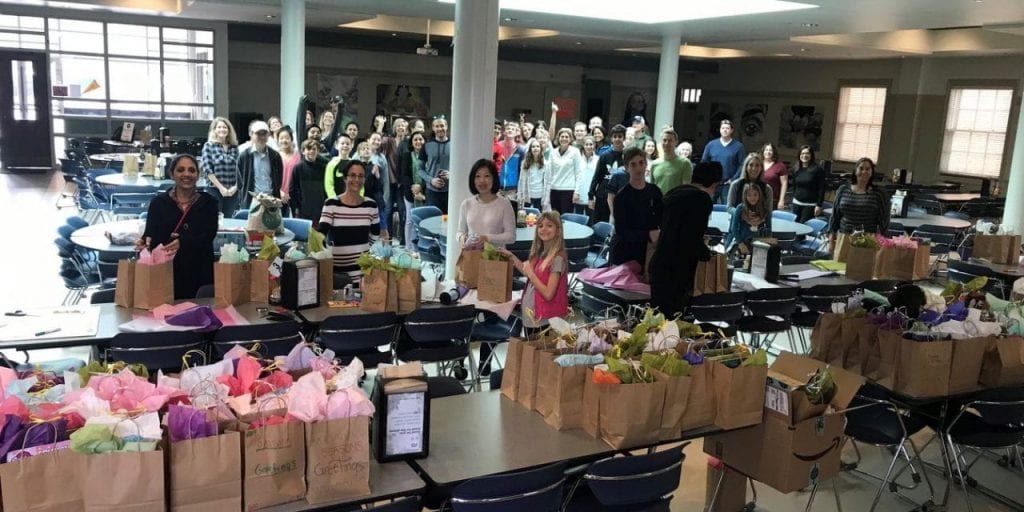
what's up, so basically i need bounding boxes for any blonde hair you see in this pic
[528,211,566,272]
[741,152,764,181]
[207,117,238,145]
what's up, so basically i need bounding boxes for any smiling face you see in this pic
[277,131,293,153]
[268,117,282,132]
[214,121,229,141]
[320,111,334,131]
[172,157,199,192]
[369,133,382,152]
[610,132,624,150]
[344,163,366,192]
[302,145,318,162]
[411,133,425,151]
[745,159,761,180]
[762,144,775,162]
[522,122,534,139]
[661,133,677,157]
[345,123,359,140]
[855,159,874,186]
[394,119,408,138]
[529,140,542,157]
[583,138,595,156]
[336,136,352,156]
[644,139,657,157]
[474,166,494,195]
[573,123,587,141]
[800,148,812,163]
[432,119,448,140]
[307,126,321,140]
[589,116,602,130]
[537,217,559,242]
[357,143,371,161]
[558,131,572,148]
[677,142,692,158]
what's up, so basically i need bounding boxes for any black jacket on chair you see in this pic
[236,145,284,199]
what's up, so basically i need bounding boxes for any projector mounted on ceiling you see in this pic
[417,19,439,56]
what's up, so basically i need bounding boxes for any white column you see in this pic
[279,0,305,121]
[445,0,500,279]
[1002,105,1024,232]
[653,30,682,134]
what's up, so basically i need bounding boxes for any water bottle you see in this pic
[440,286,468,305]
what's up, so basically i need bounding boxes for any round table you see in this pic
[822,208,973,231]
[417,216,593,245]
[71,218,295,253]
[708,211,812,236]
[94,174,175,188]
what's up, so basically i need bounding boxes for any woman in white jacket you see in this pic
[575,135,598,216]
[547,127,582,214]
[517,138,551,211]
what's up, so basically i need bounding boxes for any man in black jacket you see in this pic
[648,161,722,317]
[237,120,284,204]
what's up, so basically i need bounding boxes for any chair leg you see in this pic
[948,436,975,512]
[909,438,936,502]
[803,480,818,512]
[832,477,843,512]
[868,439,903,512]
[704,466,727,512]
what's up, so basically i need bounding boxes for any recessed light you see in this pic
[391,32,397,36]
[438,0,817,24]
[503,17,518,21]
[265,14,276,19]
[800,48,808,52]
[801,22,818,27]
[575,41,582,45]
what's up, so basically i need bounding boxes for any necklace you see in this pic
[173,188,198,208]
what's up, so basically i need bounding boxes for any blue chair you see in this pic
[772,210,798,223]
[397,305,477,389]
[106,332,207,373]
[319,312,399,368]
[803,218,827,236]
[410,206,443,265]
[565,444,686,511]
[212,322,304,360]
[562,212,589,225]
[585,221,613,268]
[57,224,76,241]
[233,209,249,220]
[523,207,541,217]
[944,210,970,221]
[450,462,565,512]
[111,192,156,218]
[282,217,313,243]
[712,204,728,213]
[65,215,89,230]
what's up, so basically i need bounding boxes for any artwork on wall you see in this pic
[316,73,358,122]
[778,104,824,152]
[707,102,767,149]
[375,84,431,120]
[620,91,652,127]
[708,102,735,141]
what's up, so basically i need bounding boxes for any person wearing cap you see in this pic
[631,115,652,150]
[648,161,723,317]
[237,119,285,206]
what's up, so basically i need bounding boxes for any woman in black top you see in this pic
[136,154,218,299]
[289,138,329,222]
[789,145,827,223]
[610,147,663,272]
[828,157,890,251]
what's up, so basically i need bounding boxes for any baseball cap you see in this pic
[251,120,270,134]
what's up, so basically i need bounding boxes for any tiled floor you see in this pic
[6,168,1024,511]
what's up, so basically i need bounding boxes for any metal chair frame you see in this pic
[945,398,1024,512]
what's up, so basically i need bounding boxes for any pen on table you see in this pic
[34,328,61,337]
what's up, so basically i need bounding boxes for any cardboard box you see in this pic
[704,412,844,494]
[763,352,865,425]
[705,463,748,512]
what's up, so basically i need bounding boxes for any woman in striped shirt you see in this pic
[317,160,380,284]
[827,157,890,251]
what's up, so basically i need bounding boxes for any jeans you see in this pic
[711,183,729,205]
[210,187,240,217]
[404,198,416,251]
[549,190,574,214]
[792,203,816,223]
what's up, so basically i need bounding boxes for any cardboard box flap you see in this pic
[771,352,866,410]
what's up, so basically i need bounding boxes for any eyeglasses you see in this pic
[347,174,366,179]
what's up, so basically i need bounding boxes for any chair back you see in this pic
[320,312,400,359]
[562,213,589,226]
[704,226,724,247]
[712,204,728,213]
[402,306,476,346]
[522,207,541,217]
[107,332,206,373]
[578,285,623,321]
[233,209,249,220]
[212,322,303,359]
[970,388,1024,426]
[451,462,565,512]
[364,497,421,512]
[803,218,827,236]
[801,284,856,313]
[111,192,156,217]
[772,210,798,223]
[947,260,1007,298]
[583,444,685,507]
[283,217,313,242]
[90,288,115,304]
[859,279,903,298]
[886,222,906,238]
[745,287,799,317]
[690,292,746,323]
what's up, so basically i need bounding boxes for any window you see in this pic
[48,19,104,54]
[107,24,160,58]
[940,87,1014,179]
[680,88,702,104]
[11,60,37,121]
[0,14,45,50]
[833,86,887,162]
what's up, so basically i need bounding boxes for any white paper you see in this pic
[764,385,790,416]
[385,392,425,456]
[782,269,837,281]
[0,306,101,342]
[297,265,318,306]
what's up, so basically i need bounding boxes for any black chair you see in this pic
[397,306,478,390]
[911,224,959,276]
[212,322,303,359]
[585,221,613,268]
[362,497,421,512]
[688,292,746,336]
[886,221,907,238]
[945,388,1024,512]
[793,284,856,353]
[319,312,399,368]
[736,288,799,353]
[772,230,798,252]
[564,443,686,511]
[89,288,115,304]
[428,376,469,399]
[195,284,215,298]
[472,309,521,377]
[842,383,935,512]
[859,279,903,299]
[911,195,944,215]
[578,283,628,322]
[106,331,207,373]
[947,260,1008,299]
[449,462,565,512]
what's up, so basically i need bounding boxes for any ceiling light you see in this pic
[801,22,818,27]
[438,0,816,24]
[265,14,276,19]
[503,17,518,22]
[800,48,808,52]
[575,41,582,45]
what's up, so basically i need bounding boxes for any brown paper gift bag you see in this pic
[317,258,334,305]
[215,262,251,308]
[114,258,136,308]
[598,380,667,449]
[516,342,547,410]
[0,445,86,512]
[948,336,993,394]
[169,431,243,512]
[361,268,398,313]
[305,416,370,505]
[243,422,306,510]
[874,328,903,388]
[692,259,709,296]
[478,258,513,303]
[581,368,612,438]
[712,253,729,293]
[134,260,174,310]
[973,234,1022,265]
[979,336,1024,387]
[250,260,273,303]
[82,448,167,512]
[857,323,880,376]
[652,369,691,441]
[877,245,931,281]
[500,338,526,400]
[396,269,422,314]
[834,232,852,263]
[895,338,952,397]
[828,316,863,368]
[456,249,482,288]
[711,359,767,430]
[844,245,879,281]
[535,355,588,430]
[680,362,715,431]
[809,313,843,362]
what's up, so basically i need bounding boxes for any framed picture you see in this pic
[376,84,431,119]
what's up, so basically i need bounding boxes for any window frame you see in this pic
[832,80,891,164]
[938,80,1019,180]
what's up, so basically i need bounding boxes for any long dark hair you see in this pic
[793,144,816,173]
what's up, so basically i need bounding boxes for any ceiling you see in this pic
[9,0,1024,59]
